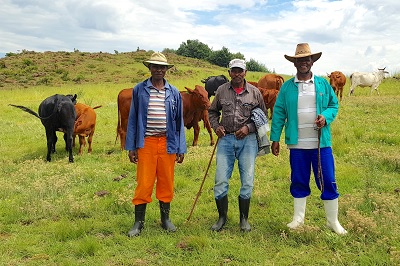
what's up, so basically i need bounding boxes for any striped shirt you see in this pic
[287,76,318,149]
[145,87,167,136]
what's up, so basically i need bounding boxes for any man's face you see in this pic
[229,67,246,85]
[294,56,313,74]
[149,64,168,79]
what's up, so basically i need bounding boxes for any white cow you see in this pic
[349,68,389,96]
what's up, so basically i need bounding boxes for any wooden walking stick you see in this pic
[316,127,324,192]
[186,137,219,222]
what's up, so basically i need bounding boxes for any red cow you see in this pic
[328,71,346,101]
[247,81,259,87]
[73,103,101,155]
[181,85,214,146]
[258,87,279,120]
[116,88,133,150]
[258,74,284,90]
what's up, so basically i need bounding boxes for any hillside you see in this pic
[0,50,230,89]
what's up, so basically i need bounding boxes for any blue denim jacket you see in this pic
[125,78,187,154]
[270,75,338,148]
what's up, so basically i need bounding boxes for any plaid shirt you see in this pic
[208,81,267,134]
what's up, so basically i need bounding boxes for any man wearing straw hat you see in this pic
[125,52,186,237]
[270,43,347,235]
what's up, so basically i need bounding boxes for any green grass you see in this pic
[0,53,399,265]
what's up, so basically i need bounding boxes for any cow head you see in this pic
[184,85,210,109]
[202,75,229,98]
[66,94,78,104]
[378,67,389,74]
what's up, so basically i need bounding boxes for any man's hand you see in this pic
[234,125,249,139]
[215,126,226,138]
[176,154,184,163]
[271,141,280,156]
[314,115,326,129]
[128,150,138,164]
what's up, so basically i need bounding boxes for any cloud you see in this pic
[1,0,400,75]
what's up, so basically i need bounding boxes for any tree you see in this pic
[176,40,212,60]
[208,47,233,68]
[162,48,176,54]
[246,58,270,73]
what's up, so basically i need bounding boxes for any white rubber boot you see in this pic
[287,197,307,229]
[323,198,347,235]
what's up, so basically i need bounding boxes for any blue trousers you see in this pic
[289,148,339,200]
[214,133,258,200]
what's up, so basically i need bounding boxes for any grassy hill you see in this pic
[0,50,281,90]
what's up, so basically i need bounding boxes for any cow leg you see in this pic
[87,131,94,153]
[78,135,85,155]
[45,129,57,162]
[52,131,57,154]
[349,85,354,96]
[371,85,379,96]
[203,111,215,146]
[192,122,200,146]
[270,107,274,120]
[64,132,74,163]
[121,131,127,150]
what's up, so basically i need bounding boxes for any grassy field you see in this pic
[1,52,399,265]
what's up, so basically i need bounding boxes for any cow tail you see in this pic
[349,74,353,86]
[9,104,41,119]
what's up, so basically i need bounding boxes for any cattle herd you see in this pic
[9,68,389,162]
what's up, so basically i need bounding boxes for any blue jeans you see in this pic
[289,148,339,200]
[214,133,258,200]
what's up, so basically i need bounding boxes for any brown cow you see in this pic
[257,74,284,90]
[247,81,259,87]
[328,71,346,101]
[116,88,133,150]
[73,103,101,155]
[258,87,279,120]
[181,85,214,146]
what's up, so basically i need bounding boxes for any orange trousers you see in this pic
[132,136,176,205]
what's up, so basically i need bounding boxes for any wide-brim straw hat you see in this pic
[284,43,322,63]
[143,52,174,69]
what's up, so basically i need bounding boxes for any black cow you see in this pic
[10,94,77,162]
[201,75,229,99]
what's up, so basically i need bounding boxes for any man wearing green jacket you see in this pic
[270,43,347,235]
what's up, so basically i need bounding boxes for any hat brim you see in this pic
[284,52,322,63]
[143,60,174,69]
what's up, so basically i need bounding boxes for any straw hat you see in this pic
[284,43,322,63]
[143,52,174,69]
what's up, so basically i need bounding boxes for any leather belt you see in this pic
[146,132,166,137]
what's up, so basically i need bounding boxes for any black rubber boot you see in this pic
[159,201,176,232]
[127,204,146,237]
[211,195,228,231]
[239,196,251,232]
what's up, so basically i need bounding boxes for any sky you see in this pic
[2,0,399,76]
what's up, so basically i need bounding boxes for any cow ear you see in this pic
[71,94,77,104]
[185,87,194,93]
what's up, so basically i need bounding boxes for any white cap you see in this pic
[228,59,246,70]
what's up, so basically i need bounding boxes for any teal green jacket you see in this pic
[270,75,338,148]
